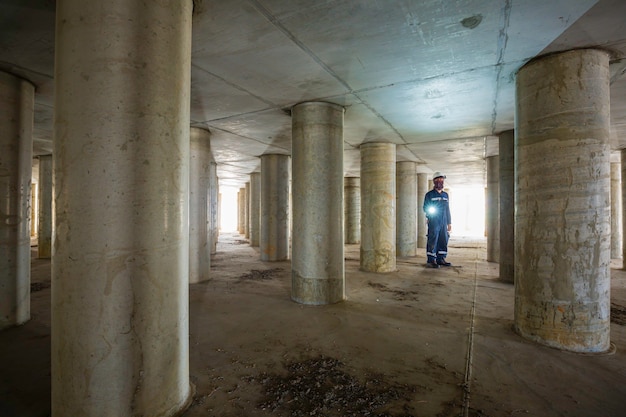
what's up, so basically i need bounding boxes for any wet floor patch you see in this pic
[238,268,284,281]
[611,303,626,325]
[253,355,417,417]
[368,281,419,301]
[30,281,51,292]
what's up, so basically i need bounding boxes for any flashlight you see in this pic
[427,206,436,215]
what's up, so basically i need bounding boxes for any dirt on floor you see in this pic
[1,233,626,417]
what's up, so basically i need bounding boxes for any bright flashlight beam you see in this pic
[427,206,436,214]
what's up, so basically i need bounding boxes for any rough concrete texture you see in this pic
[291,102,345,305]
[190,128,212,284]
[515,49,611,352]
[344,177,361,244]
[37,155,52,259]
[486,155,499,263]
[249,172,261,247]
[0,71,34,330]
[209,162,218,255]
[499,130,515,283]
[260,154,290,261]
[396,161,417,257]
[245,182,250,239]
[417,173,428,249]
[611,162,622,259]
[360,143,396,273]
[3,236,626,417]
[51,1,193,414]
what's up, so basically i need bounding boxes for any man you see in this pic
[423,171,452,268]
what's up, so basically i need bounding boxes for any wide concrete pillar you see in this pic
[291,102,345,304]
[260,154,290,261]
[360,142,396,272]
[417,173,428,249]
[611,160,621,259]
[499,130,515,283]
[37,154,53,259]
[249,172,261,247]
[515,49,611,353]
[0,71,34,330]
[486,155,499,262]
[189,127,211,283]
[52,1,193,415]
[396,161,417,257]
[344,177,361,244]
[209,161,218,254]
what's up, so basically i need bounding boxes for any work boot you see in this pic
[437,260,452,267]
[427,261,440,268]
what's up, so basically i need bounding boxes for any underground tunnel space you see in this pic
[1,233,626,417]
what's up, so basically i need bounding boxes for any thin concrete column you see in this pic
[344,177,361,244]
[611,160,621,259]
[291,102,345,305]
[417,173,428,249]
[189,127,211,283]
[37,154,53,259]
[52,1,193,415]
[499,130,515,283]
[249,172,261,247]
[0,71,34,330]
[360,142,396,272]
[209,161,218,254]
[238,188,245,235]
[486,155,500,262]
[260,154,290,261]
[515,49,611,353]
[245,181,250,239]
[396,161,417,257]
[621,150,626,266]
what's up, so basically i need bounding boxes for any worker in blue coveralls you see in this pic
[423,171,452,268]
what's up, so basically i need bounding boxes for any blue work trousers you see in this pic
[426,221,449,263]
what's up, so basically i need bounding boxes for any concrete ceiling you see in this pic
[2,0,626,189]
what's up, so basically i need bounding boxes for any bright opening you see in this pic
[219,186,239,232]
[218,185,486,237]
[448,186,485,237]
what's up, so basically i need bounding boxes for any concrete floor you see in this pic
[2,233,626,416]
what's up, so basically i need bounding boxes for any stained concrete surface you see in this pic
[1,233,626,416]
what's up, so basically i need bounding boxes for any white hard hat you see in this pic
[432,171,446,180]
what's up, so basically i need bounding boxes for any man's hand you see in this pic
[447,224,452,232]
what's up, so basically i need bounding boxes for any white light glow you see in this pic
[448,186,485,237]
[219,186,239,232]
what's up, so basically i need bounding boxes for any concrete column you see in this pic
[209,161,218,254]
[344,177,361,244]
[37,154,53,259]
[189,127,211,283]
[249,172,261,247]
[417,173,428,249]
[0,71,34,330]
[621,150,626,266]
[611,160,621,259]
[291,102,345,305]
[396,161,417,257]
[244,181,250,239]
[486,155,499,262]
[52,1,193,415]
[499,130,515,283]
[238,188,245,235]
[515,49,611,353]
[260,154,290,261]
[360,142,396,272]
